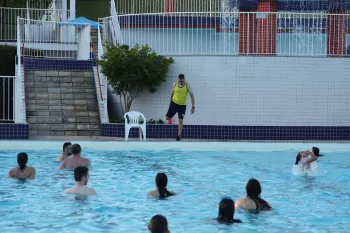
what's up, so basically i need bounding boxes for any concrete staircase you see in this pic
[25,70,101,137]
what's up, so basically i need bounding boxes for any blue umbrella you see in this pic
[59,16,103,29]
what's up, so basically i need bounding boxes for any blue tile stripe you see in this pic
[101,124,350,140]
[23,58,93,71]
[0,124,29,139]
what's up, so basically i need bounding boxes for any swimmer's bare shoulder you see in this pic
[148,190,159,197]
[82,158,91,167]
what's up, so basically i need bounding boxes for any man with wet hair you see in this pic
[64,166,96,195]
[58,144,91,170]
[56,142,72,162]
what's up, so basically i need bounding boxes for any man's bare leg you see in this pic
[177,119,183,141]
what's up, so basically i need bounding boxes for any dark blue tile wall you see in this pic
[101,124,350,140]
[0,124,29,139]
[23,58,93,71]
[234,0,350,11]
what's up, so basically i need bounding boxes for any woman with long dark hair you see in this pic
[8,152,36,179]
[148,215,170,233]
[148,173,176,198]
[235,179,272,211]
[217,198,242,223]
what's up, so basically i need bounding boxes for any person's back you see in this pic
[8,152,36,179]
[59,144,91,170]
[148,173,176,198]
[235,179,272,211]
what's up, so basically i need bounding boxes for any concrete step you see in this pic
[25,71,94,78]
[26,109,99,117]
[25,87,97,94]
[25,76,95,84]
[29,123,101,130]
[25,81,96,88]
[29,129,101,137]
[25,93,98,101]
[27,116,100,124]
[26,102,99,110]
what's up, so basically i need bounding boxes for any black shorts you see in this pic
[166,101,187,119]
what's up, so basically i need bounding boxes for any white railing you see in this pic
[100,12,350,57]
[95,25,109,123]
[114,0,223,15]
[0,76,15,122]
[0,7,73,41]
[17,17,91,59]
[15,18,26,123]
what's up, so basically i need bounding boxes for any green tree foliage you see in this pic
[98,43,174,115]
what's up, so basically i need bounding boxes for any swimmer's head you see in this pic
[17,152,28,171]
[63,142,72,156]
[74,166,89,185]
[156,173,168,189]
[71,144,81,156]
[148,215,169,233]
[217,198,235,222]
[312,147,320,156]
[246,178,262,198]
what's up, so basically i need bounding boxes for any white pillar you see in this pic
[70,0,76,20]
[61,0,68,21]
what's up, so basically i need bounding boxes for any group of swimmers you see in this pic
[7,142,322,233]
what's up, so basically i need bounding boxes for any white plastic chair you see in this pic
[124,111,146,141]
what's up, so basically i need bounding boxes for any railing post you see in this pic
[15,16,22,123]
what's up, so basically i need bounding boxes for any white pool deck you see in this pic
[0,136,350,152]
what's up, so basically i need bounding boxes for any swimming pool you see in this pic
[0,141,349,233]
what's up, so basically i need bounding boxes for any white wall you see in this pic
[110,56,350,126]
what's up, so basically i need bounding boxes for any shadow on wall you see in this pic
[107,85,123,120]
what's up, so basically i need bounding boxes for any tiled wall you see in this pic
[23,58,93,71]
[109,56,350,127]
[0,124,29,139]
[101,124,350,140]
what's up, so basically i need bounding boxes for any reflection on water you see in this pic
[0,149,349,233]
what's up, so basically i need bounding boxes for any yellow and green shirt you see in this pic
[172,81,193,106]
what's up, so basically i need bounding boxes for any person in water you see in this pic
[235,178,272,211]
[148,173,176,198]
[64,166,96,196]
[56,142,72,162]
[217,198,242,223]
[148,215,170,233]
[8,152,36,179]
[58,144,91,170]
[295,147,322,166]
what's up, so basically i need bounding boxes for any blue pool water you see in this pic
[0,141,349,233]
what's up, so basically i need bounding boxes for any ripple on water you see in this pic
[0,149,349,232]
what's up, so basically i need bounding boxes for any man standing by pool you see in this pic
[166,74,195,141]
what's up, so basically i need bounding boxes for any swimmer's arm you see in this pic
[56,154,63,162]
[58,159,66,170]
[89,189,97,195]
[306,155,318,165]
[29,168,36,179]
[8,169,14,178]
